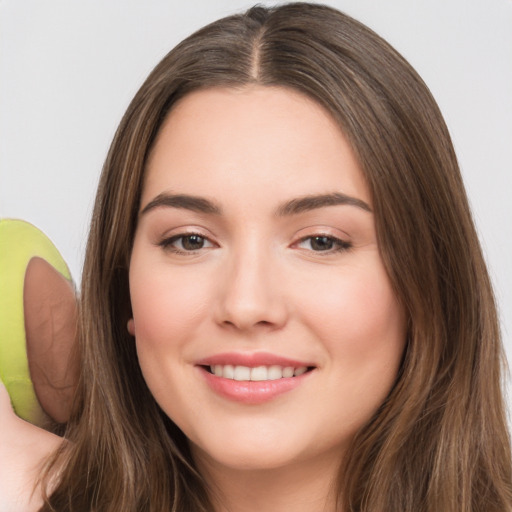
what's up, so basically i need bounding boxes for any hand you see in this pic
[0,380,63,511]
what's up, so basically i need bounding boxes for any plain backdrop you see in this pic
[1,0,511,407]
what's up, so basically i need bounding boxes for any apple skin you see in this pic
[0,219,72,425]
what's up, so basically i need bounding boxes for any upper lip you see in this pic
[195,352,315,368]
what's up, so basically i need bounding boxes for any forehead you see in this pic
[143,85,370,208]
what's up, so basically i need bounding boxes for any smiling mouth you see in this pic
[203,364,314,381]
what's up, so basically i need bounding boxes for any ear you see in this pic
[127,318,136,336]
[24,257,78,424]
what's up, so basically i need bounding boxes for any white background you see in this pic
[1,0,511,405]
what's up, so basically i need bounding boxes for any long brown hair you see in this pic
[41,3,512,511]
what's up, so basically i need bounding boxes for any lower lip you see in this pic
[199,367,311,404]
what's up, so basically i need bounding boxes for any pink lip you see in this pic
[196,351,313,368]
[199,368,311,404]
[195,352,315,405]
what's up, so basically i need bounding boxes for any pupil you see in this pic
[311,236,333,251]
[182,235,204,250]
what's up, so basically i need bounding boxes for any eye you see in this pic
[159,233,214,253]
[296,235,351,253]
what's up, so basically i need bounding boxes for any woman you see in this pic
[3,3,511,511]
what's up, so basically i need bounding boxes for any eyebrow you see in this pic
[276,192,372,216]
[140,193,222,216]
[140,191,371,217]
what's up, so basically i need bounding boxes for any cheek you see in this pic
[298,260,406,436]
[298,258,406,373]
[129,264,211,353]
[129,265,214,410]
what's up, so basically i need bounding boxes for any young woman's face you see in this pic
[129,86,406,476]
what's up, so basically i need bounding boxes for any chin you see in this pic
[187,421,345,475]
[192,442,303,472]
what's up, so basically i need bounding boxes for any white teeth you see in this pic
[209,364,309,381]
[234,366,251,381]
[250,366,268,381]
[283,366,294,378]
[268,365,283,380]
[224,364,235,379]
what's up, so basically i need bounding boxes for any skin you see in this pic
[130,86,407,511]
[0,380,62,512]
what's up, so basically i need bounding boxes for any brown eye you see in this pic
[159,233,214,253]
[181,234,206,250]
[310,236,334,251]
[296,235,352,253]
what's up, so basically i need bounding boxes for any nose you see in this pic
[213,245,289,332]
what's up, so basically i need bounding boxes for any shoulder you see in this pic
[0,380,62,512]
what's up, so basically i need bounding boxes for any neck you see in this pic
[195,450,342,512]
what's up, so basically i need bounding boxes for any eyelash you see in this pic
[294,234,352,254]
[158,233,214,254]
[158,232,352,255]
